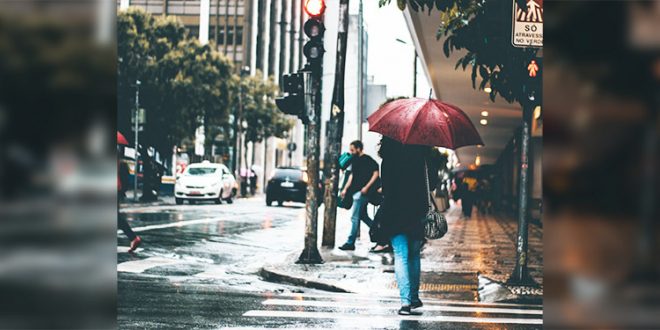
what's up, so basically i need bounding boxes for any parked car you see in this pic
[266,167,323,206]
[174,161,236,205]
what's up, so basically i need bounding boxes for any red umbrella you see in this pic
[117,131,129,145]
[367,98,483,149]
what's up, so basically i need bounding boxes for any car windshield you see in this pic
[186,167,217,176]
[273,168,302,180]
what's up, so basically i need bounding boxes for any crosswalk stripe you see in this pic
[242,310,543,325]
[117,216,229,234]
[117,246,144,253]
[261,299,543,315]
[277,292,542,309]
[117,256,181,273]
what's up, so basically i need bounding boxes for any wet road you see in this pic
[118,198,542,329]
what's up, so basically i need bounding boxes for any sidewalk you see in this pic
[261,203,543,303]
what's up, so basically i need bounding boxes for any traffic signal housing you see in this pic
[276,73,309,124]
[303,0,325,69]
[524,57,542,106]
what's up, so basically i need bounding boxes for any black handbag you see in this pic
[369,204,387,243]
[338,193,354,210]
[367,177,383,206]
[423,160,448,240]
[337,169,354,210]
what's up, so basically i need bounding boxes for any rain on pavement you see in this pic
[118,197,541,329]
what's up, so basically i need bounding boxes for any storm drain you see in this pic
[387,282,477,292]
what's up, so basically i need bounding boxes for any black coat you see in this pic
[380,147,439,240]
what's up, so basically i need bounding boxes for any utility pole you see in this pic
[133,80,141,202]
[322,0,350,248]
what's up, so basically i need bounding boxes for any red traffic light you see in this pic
[304,0,325,17]
[527,59,539,77]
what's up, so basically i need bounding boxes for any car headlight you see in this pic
[211,181,220,187]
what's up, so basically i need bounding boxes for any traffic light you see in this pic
[303,0,325,69]
[524,57,542,106]
[275,72,309,124]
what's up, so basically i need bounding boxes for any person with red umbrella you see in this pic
[368,97,482,315]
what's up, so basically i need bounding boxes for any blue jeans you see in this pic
[345,191,372,245]
[391,234,422,306]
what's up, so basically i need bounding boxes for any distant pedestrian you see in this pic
[378,136,438,316]
[118,157,141,253]
[338,140,380,251]
[118,160,130,202]
[461,176,477,219]
[249,167,257,195]
[140,149,162,202]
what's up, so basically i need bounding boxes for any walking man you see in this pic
[339,140,380,251]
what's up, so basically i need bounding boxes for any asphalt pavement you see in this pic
[118,197,542,329]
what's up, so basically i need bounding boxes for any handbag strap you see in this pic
[424,160,432,210]
[424,159,440,212]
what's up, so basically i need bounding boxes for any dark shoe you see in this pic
[128,236,142,253]
[411,299,423,309]
[398,306,422,316]
[370,244,392,253]
[338,243,355,251]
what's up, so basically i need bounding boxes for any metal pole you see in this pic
[322,0,350,248]
[413,50,417,97]
[357,0,363,140]
[297,69,323,264]
[631,93,658,280]
[507,102,536,286]
[133,80,140,202]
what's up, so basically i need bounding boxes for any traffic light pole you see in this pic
[507,101,536,286]
[297,68,323,264]
[507,56,541,286]
[322,0,350,248]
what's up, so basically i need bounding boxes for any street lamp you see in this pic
[395,38,418,97]
[133,79,141,202]
[235,67,251,195]
[234,66,251,175]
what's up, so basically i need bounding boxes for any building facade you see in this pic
[119,0,307,191]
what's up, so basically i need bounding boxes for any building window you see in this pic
[235,26,243,45]
[211,26,225,45]
[226,26,234,45]
[186,25,199,40]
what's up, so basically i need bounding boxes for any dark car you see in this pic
[266,167,324,206]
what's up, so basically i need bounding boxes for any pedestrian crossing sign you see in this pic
[512,0,543,48]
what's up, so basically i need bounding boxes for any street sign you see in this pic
[512,0,543,48]
[287,142,297,152]
[131,108,147,124]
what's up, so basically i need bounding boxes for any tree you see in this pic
[380,0,538,106]
[117,8,234,159]
[233,72,294,168]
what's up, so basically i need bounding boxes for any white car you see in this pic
[174,161,236,205]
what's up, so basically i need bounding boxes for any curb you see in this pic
[478,275,543,304]
[259,266,352,293]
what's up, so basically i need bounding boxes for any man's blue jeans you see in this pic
[345,191,371,245]
[391,234,422,306]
